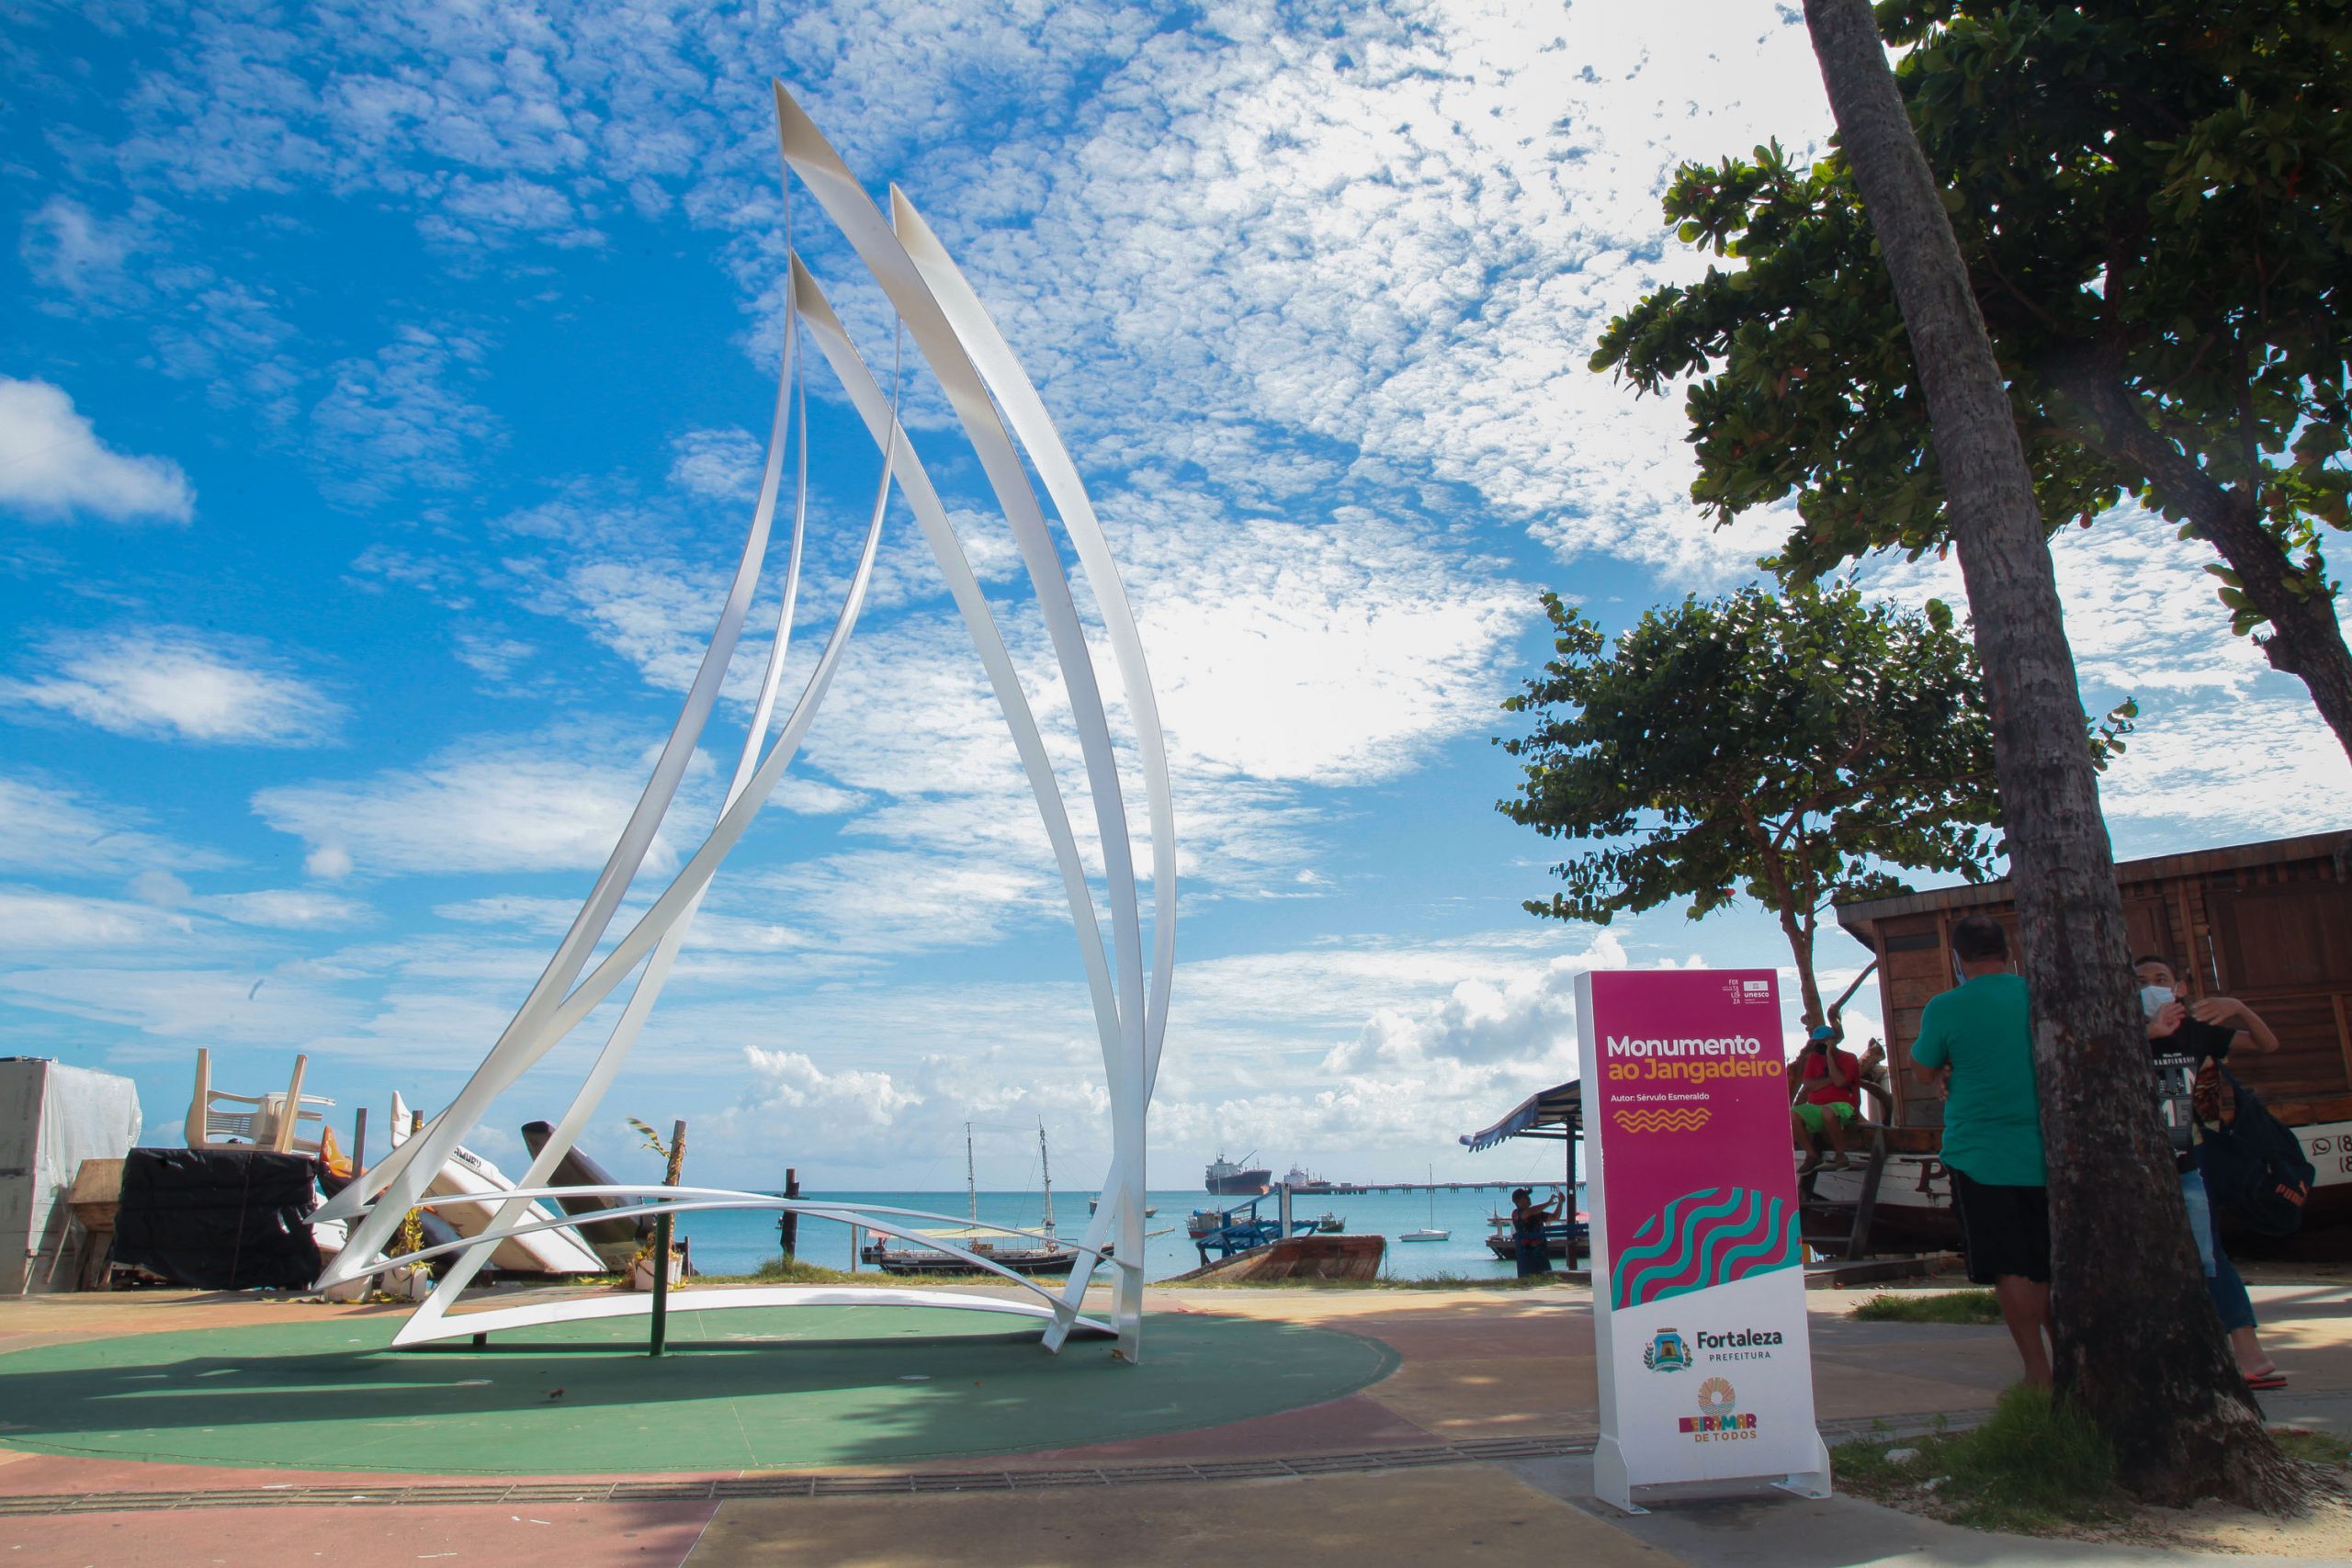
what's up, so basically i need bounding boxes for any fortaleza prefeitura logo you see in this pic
[1679,1377,1759,1440]
[1694,1325,1781,1362]
[1647,1325,1781,1370]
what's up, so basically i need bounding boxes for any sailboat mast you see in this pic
[1038,1120,1055,1236]
[967,1121,978,1227]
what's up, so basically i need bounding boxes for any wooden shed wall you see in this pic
[1855,844,2352,1127]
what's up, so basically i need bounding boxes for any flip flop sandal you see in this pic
[2244,1371,2288,1391]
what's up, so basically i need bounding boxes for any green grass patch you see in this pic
[1834,1385,2125,1533]
[1849,1290,2004,1325]
[2269,1427,2352,1471]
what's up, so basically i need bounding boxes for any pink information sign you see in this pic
[1577,967,1829,1510]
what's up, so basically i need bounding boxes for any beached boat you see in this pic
[1830,831,2352,1259]
[1185,1194,1323,1266]
[389,1094,603,1275]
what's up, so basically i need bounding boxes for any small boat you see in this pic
[1316,1212,1346,1233]
[1186,1195,1321,1265]
[863,1120,1078,1276]
[1399,1167,1450,1242]
[861,1226,1076,1276]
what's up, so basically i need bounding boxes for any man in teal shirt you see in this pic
[1910,915,2050,1387]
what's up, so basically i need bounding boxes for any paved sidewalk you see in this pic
[0,1280,2342,1566]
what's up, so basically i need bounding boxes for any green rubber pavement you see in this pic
[0,1305,1397,1475]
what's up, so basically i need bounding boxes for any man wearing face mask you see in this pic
[2137,955,2285,1390]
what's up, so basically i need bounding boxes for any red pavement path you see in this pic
[0,1500,718,1568]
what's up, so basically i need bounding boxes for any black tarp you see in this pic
[113,1146,323,1290]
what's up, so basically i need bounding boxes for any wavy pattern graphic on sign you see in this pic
[1610,1186,1802,1310]
[1611,1107,1713,1134]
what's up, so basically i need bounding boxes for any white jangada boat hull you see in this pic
[389,1096,602,1275]
[1801,1115,2352,1258]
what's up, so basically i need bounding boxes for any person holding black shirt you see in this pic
[2137,954,2284,1391]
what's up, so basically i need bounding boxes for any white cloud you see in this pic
[668,427,766,501]
[0,964,356,1048]
[0,377,195,524]
[195,889,373,930]
[1326,931,1626,1073]
[252,734,688,876]
[306,843,356,881]
[310,327,498,499]
[728,850,1050,954]
[0,776,229,876]
[1,627,341,745]
[1129,505,1533,784]
[742,1046,921,1126]
[1865,514,2352,848]
[0,886,198,951]
[18,197,154,310]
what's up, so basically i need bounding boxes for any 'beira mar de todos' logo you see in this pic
[1680,1376,1758,1438]
[1644,1328,1691,1372]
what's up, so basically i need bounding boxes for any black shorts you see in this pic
[1950,1168,2050,1286]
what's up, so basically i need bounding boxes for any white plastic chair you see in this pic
[185,1049,337,1154]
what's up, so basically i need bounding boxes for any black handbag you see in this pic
[2197,1068,2317,1237]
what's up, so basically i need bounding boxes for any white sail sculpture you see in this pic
[312,82,1173,1364]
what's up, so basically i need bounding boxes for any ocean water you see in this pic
[674,1185,1589,1283]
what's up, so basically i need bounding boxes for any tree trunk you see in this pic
[1804,0,2295,1510]
[2047,364,2352,766]
[1776,903,1824,1025]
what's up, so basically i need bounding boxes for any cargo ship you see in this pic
[1205,1151,1272,1196]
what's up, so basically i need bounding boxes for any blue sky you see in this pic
[5,1,2346,1197]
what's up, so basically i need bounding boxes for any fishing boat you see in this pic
[1316,1212,1346,1233]
[861,1121,1077,1277]
[1398,1167,1450,1242]
[1184,1194,1322,1267]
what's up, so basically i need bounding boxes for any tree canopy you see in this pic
[1496,583,2125,1021]
[1593,0,2352,758]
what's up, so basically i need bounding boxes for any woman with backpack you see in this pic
[2137,955,2287,1392]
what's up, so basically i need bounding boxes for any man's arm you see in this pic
[2194,997,2279,1054]
[1827,1049,1854,1087]
[1910,1010,1951,1087]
